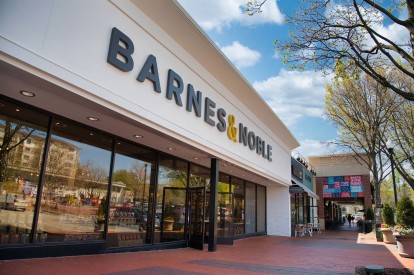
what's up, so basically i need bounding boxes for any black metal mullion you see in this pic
[30,116,54,243]
[103,137,117,240]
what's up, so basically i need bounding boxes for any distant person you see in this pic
[351,215,355,224]
[357,219,362,230]
[342,215,346,224]
[347,214,352,227]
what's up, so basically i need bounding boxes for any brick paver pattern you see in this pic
[0,228,413,275]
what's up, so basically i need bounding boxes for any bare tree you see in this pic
[384,70,414,187]
[76,160,108,199]
[246,0,414,101]
[0,121,34,182]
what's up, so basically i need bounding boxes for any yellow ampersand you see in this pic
[227,115,238,142]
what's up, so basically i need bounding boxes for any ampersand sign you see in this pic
[227,115,238,142]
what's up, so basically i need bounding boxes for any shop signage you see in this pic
[107,27,273,161]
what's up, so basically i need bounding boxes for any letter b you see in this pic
[107,27,134,72]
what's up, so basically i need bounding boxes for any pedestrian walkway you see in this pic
[0,230,413,275]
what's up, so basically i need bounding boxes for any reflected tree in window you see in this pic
[112,160,147,205]
[76,160,108,200]
[43,140,80,200]
[0,121,34,184]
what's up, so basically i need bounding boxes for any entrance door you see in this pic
[188,187,206,250]
[160,187,186,242]
[217,192,233,245]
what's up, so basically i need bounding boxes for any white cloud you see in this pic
[295,139,336,158]
[177,0,284,32]
[374,22,410,49]
[220,41,261,69]
[272,51,279,59]
[253,70,330,126]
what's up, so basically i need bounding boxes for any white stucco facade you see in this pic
[0,0,299,237]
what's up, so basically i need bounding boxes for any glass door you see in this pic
[160,187,186,242]
[217,192,233,245]
[188,187,206,250]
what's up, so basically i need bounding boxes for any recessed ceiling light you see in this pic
[193,157,199,160]
[20,90,35,97]
[87,117,99,121]
[55,122,67,128]
[167,147,176,151]
[15,108,20,112]
[133,134,144,138]
[90,133,94,136]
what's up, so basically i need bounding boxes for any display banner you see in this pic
[322,175,364,198]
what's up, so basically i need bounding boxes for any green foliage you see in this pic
[396,196,414,224]
[365,207,374,221]
[382,203,395,226]
[396,196,414,227]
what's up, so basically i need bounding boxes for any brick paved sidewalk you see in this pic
[0,229,413,275]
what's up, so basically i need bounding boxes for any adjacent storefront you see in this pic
[0,0,299,259]
[289,157,318,235]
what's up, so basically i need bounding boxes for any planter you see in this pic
[395,235,414,258]
[163,220,174,231]
[380,228,396,244]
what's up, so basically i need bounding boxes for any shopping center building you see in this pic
[0,0,300,259]
[309,154,372,230]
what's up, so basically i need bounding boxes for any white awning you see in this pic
[291,179,319,199]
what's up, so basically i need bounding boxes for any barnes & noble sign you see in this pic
[107,27,273,161]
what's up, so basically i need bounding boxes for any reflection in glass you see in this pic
[217,174,232,238]
[190,165,209,188]
[108,141,156,247]
[190,164,209,240]
[156,155,188,243]
[0,100,48,245]
[232,177,245,235]
[38,119,112,242]
[245,182,256,233]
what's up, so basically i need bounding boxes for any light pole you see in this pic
[386,140,398,205]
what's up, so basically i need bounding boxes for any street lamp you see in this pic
[386,140,398,205]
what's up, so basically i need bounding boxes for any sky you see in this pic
[175,0,408,158]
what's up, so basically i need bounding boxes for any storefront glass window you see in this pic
[256,185,266,232]
[107,140,156,247]
[0,99,49,245]
[217,173,232,238]
[298,194,304,224]
[245,182,256,234]
[232,177,244,235]
[190,164,209,188]
[156,154,188,243]
[38,118,112,242]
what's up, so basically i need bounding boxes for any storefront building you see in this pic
[308,154,372,230]
[0,0,299,259]
[289,157,318,235]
